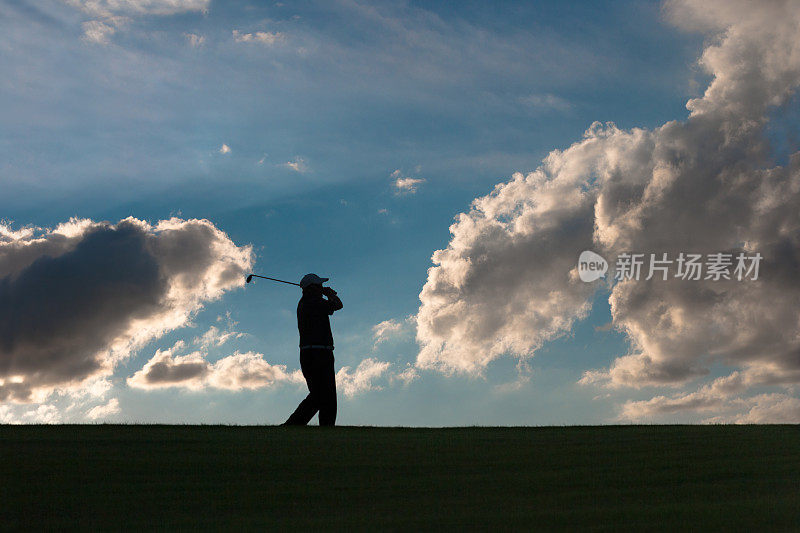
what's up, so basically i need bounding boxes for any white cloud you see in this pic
[205,352,304,390]
[494,360,533,393]
[336,358,392,397]
[414,0,800,420]
[372,319,403,343]
[0,217,253,402]
[219,143,231,154]
[68,0,209,17]
[283,157,308,173]
[184,33,205,47]
[391,170,425,194]
[81,20,116,44]
[372,316,416,349]
[86,397,121,420]
[70,1,208,43]
[0,404,62,424]
[0,222,37,242]
[391,364,419,386]
[233,30,284,45]
[193,325,243,348]
[394,177,425,194]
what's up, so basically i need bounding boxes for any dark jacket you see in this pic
[297,291,343,348]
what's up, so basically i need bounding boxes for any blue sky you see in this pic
[2,0,799,425]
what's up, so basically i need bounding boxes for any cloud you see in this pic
[415,0,800,419]
[67,0,209,17]
[219,143,231,154]
[193,325,243,348]
[519,93,572,112]
[494,360,533,393]
[127,341,208,389]
[373,319,403,341]
[394,177,425,194]
[184,33,205,47]
[391,170,425,194]
[372,317,416,346]
[0,404,61,424]
[86,397,120,420]
[731,394,800,424]
[283,157,308,173]
[0,217,252,402]
[618,372,746,419]
[81,20,116,44]
[127,340,303,390]
[232,30,284,45]
[391,364,419,386]
[336,358,392,397]
[69,1,208,44]
[0,223,36,241]
[619,370,800,424]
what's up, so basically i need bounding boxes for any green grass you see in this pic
[1,425,798,530]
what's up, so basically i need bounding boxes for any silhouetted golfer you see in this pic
[283,273,343,426]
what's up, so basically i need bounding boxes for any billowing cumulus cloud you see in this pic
[0,217,252,402]
[416,0,800,419]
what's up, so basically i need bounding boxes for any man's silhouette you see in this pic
[283,273,343,426]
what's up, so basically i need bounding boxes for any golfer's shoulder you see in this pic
[298,295,326,313]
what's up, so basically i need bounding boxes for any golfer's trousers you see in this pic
[285,348,337,426]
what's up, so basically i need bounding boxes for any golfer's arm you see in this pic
[326,293,343,312]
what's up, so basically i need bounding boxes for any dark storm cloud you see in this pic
[0,217,252,402]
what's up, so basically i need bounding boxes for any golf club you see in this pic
[245,274,301,286]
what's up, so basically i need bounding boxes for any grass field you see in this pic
[1,425,798,530]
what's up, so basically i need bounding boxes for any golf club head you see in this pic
[246,274,253,283]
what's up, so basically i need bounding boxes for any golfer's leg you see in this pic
[284,351,320,425]
[318,351,337,427]
[284,393,317,425]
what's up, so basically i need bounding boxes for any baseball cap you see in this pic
[299,273,329,288]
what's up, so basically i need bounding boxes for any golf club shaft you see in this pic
[249,274,300,286]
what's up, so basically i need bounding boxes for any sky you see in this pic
[1,0,799,425]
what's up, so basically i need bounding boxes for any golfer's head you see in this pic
[300,273,328,294]
[302,283,323,295]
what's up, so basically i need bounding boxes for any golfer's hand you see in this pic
[322,286,337,297]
